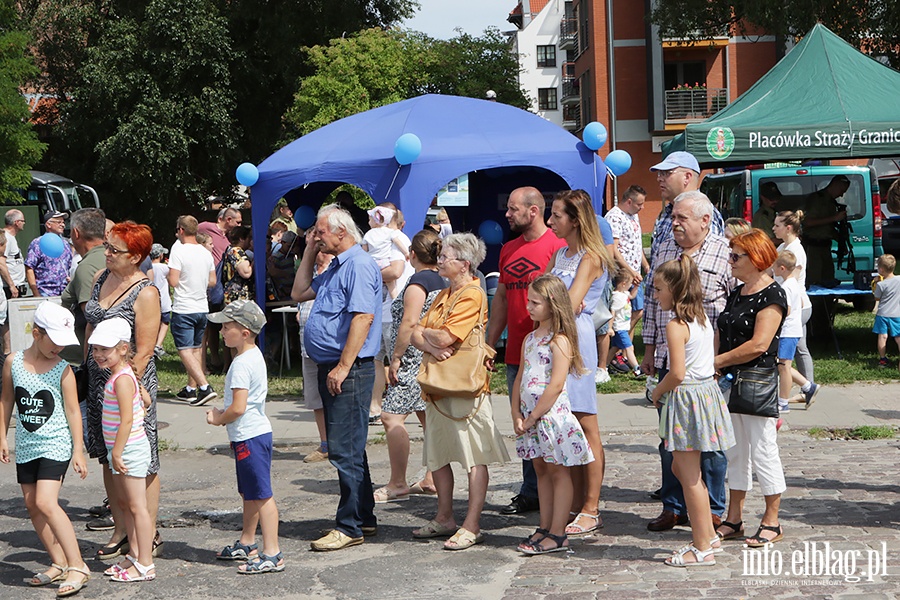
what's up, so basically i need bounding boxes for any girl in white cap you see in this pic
[0,301,91,597]
[88,317,154,583]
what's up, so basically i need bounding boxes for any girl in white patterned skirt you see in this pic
[511,274,593,555]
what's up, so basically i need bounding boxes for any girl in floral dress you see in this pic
[650,255,735,567]
[511,275,594,555]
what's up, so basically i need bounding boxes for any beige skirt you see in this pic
[423,394,510,472]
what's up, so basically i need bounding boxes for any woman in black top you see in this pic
[715,229,787,548]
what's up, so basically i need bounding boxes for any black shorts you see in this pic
[16,457,69,484]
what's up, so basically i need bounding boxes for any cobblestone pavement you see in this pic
[1,427,897,599]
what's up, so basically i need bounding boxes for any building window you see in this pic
[538,88,558,111]
[536,45,556,68]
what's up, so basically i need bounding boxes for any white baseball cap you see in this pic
[33,302,80,347]
[88,317,132,348]
[650,151,700,174]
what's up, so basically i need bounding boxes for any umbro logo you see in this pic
[504,257,542,284]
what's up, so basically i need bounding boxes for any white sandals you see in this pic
[665,543,717,567]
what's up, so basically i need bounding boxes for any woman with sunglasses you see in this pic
[714,229,788,549]
[84,222,163,563]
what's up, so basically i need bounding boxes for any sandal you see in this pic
[565,512,602,536]
[110,560,155,583]
[715,520,744,541]
[56,565,90,597]
[237,551,285,574]
[520,532,569,555]
[373,486,409,503]
[151,531,163,558]
[443,527,484,551]
[95,536,129,560]
[517,528,549,550]
[745,523,783,548]
[408,481,438,496]
[665,544,717,567]
[412,519,456,539]
[217,539,259,561]
[103,555,135,577]
[28,563,66,586]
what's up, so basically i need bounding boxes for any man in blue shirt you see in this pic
[292,204,382,551]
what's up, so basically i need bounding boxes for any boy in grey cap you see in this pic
[205,300,283,574]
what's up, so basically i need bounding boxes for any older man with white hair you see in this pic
[292,204,382,552]
[642,190,734,533]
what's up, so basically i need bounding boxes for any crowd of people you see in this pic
[1,147,894,592]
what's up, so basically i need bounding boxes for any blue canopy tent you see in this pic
[249,93,607,319]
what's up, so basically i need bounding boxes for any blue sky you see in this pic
[401,0,514,39]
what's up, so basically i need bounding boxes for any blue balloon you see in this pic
[583,122,608,151]
[394,133,422,165]
[605,149,633,177]
[478,220,504,245]
[39,233,65,258]
[236,162,259,186]
[295,205,317,229]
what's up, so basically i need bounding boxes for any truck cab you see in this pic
[20,171,100,215]
[701,165,882,283]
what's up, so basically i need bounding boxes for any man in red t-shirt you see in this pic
[487,186,566,515]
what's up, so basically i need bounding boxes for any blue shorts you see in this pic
[160,311,171,325]
[873,315,900,337]
[171,312,208,350]
[778,337,800,361]
[631,282,645,311]
[107,437,151,478]
[233,432,273,501]
[610,329,633,350]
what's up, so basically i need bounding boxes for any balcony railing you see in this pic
[664,88,727,123]
[561,78,579,105]
[562,104,581,131]
[559,19,577,50]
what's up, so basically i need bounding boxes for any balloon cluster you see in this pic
[394,133,422,165]
[236,162,259,186]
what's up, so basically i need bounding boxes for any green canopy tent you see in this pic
[662,24,900,165]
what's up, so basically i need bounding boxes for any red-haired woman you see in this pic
[714,229,787,548]
[84,222,163,565]
[546,189,617,536]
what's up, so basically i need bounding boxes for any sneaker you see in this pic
[153,345,166,358]
[368,414,382,426]
[175,386,197,402]
[86,514,115,531]
[304,448,329,463]
[191,386,218,406]
[778,402,791,414]
[609,355,630,374]
[804,382,820,408]
[633,367,646,379]
[595,368,611,384]
[89,497,111,518]
[877,357,890,368]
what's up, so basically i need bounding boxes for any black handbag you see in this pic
[729,366,779,418]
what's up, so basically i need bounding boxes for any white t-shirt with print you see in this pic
[606,206,643,273]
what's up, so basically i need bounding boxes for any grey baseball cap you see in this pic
[208,299,267,334]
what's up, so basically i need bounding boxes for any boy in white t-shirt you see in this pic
[206,300,283,574]
[774,251,819,413]
[608,270,643,377]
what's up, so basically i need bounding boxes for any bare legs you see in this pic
[530,459,572,551]
[671,451,715,560]
[177,347,209,390]
[22,480,88,584]
[568,412,604,531]
[112,473,154,579]
[381,411,434,496]
[236,496,281,571]
[430,463,489,549]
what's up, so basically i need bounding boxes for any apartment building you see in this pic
[509,0,780,229]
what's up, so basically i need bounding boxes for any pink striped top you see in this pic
[101,366,146,449]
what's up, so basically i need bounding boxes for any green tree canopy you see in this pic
[650,1,900,68]
[284,27,529,138]
[0,0,44,202]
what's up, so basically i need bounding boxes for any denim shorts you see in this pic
[631,281,645,311]
[171,312,208,349]
[610,329,633,350]
[233,432,273,501]
[778,337,800,361]
[107,436,151,478]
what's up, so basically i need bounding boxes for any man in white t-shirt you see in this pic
[606,185,649,335]
[168,215,217,405]
[2,209,27,298]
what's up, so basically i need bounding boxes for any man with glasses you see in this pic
[25,210,74,297]
[2,209,27,301]
[649,152,724,264]
[641,190,734,533]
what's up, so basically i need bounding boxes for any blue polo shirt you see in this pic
[596,215,614,246]
[304,244,383,364]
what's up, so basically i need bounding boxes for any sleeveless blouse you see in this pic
[84,270,159,473]
[101,366,146,449]
[10,352,72,463]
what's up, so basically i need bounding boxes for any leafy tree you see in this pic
[0,0,45,202]
[284,27,529,138]
[650,0,900,68]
